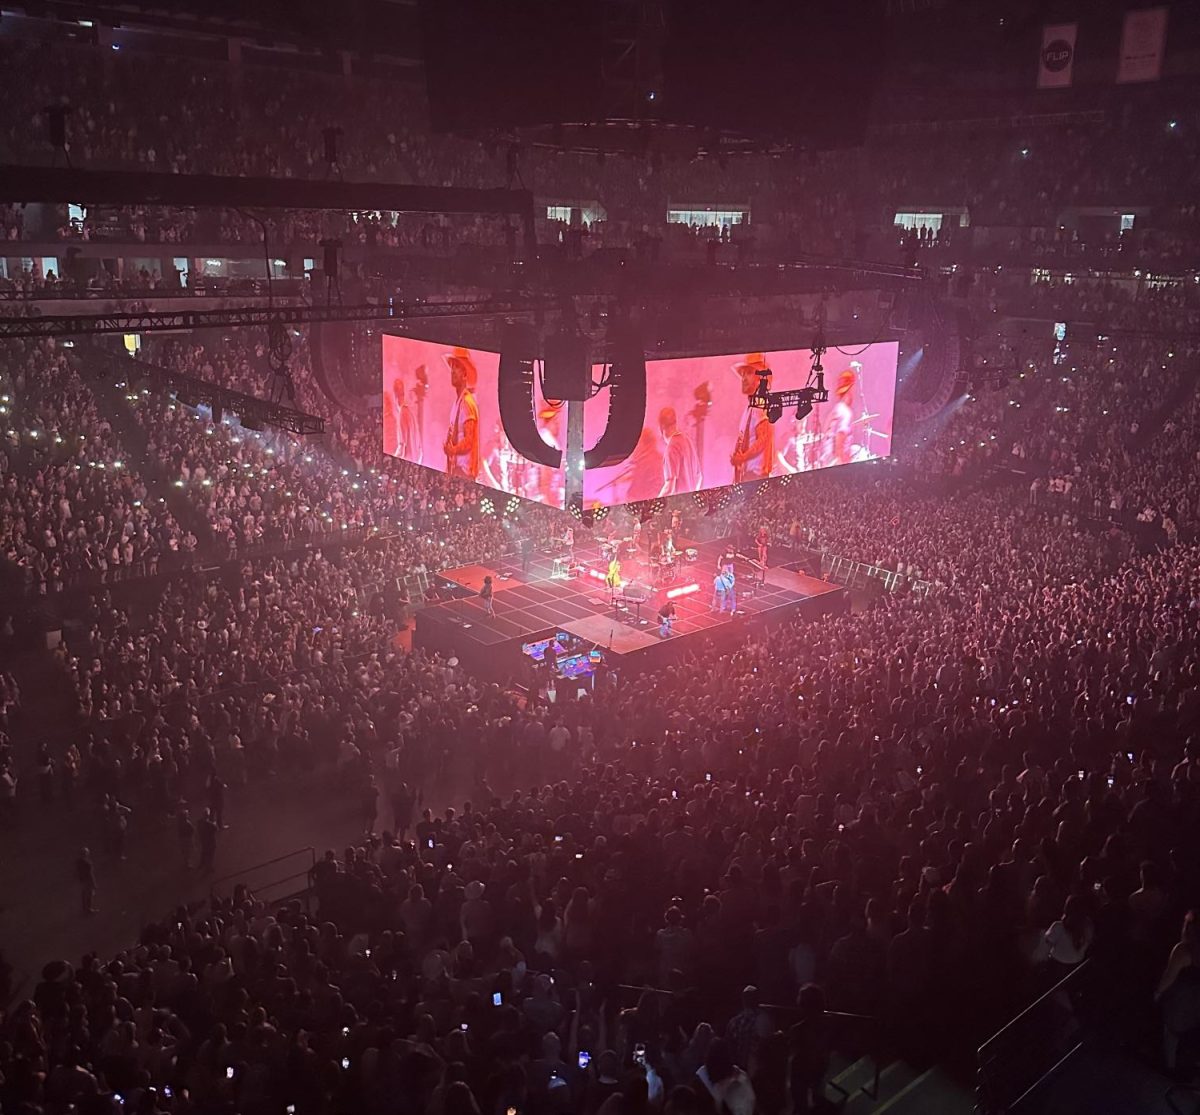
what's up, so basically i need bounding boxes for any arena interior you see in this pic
[1,2,1200,1113]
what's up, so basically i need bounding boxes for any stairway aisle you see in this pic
[823,1055,973,1115]
[78,354,213,544]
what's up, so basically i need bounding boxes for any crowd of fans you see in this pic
[0,340,196,593]
[3,463,1200,1113]
[889,305,1200,543]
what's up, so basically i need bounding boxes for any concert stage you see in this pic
[413,535,847,683]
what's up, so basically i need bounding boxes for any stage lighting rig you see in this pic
[748,335,830,424]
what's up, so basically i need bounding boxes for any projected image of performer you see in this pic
[658,406,700,497]
[593,426,665,505]
[730,352,775,482]
[482,420,527,497]
[776,407,824,475]
[384,376,421,461]
[443,347,480,479]
[530,405,566,507]
[827,366,861,466]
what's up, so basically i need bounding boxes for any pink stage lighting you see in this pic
[666,582,700,599]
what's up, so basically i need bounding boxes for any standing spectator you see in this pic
[0,762,17,824]
[75,847,97,916]
[362,773,379,835]
[725,986,770,1071]
[208,774,227,829]
[1155,912,1200,1074]
[199,807,219,873]
[103,795,132,861]
[36,745,55,805]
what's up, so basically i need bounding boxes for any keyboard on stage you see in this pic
[618,580,653,621]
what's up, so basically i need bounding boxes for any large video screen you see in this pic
[382,335,570,507]
[583,343,898,504]
[382,336,898,509]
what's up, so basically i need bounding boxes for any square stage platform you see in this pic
[413,535,847,680]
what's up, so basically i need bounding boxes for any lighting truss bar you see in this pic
[768,253,925,282]
[749,386,828,412]
[77,346,325,436]
[0,296,553,340]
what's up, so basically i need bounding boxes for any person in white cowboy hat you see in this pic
[442,347,480,479]
[729,352,774,483]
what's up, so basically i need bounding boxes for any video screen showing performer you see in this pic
[442,347,481,480]
[382,335,898,510]
[383,334,576,508]
[730,352,775,482]
[383,336,494,475]
[582,342,898,504]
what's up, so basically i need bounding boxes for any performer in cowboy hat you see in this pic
[729,352,774,483]
[830,367,858,467]
[442,347,481,479]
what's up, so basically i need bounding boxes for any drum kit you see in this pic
[600,536,640,562]
[779,411,889,473]
[851,411,889,461]
[654,554,678,586]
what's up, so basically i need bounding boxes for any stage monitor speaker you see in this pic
[498,322,562,468]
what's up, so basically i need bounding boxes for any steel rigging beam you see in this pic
[76,347,325,436]
[0,296,553,340]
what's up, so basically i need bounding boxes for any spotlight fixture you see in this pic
[748,333,831,424]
